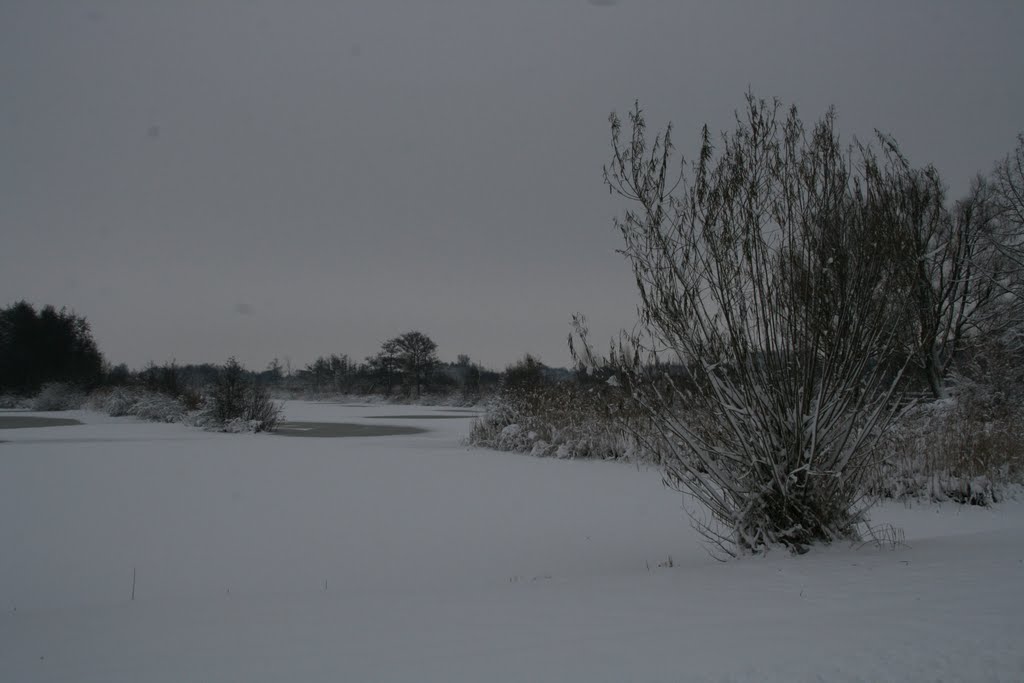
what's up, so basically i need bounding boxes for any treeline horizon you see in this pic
[1,301,578,401]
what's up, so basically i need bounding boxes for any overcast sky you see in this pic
[3,1,1023,371]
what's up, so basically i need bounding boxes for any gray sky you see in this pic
[3,1,1023,371]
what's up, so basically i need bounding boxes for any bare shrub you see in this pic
[597,95,919,555]
[213,358,248,424]
[212,358,282,432]
[243,382,281,432]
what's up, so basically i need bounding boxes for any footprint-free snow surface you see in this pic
[1,401,1022,682]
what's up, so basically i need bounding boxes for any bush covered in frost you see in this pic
[30,383,87,411]
[86,387,185,423]
[467,372,645,461]
[0,394,26,409]
[875,383,1024,505]
[85,380,281,434]
[211,358,282,432]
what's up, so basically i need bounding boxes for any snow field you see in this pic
[1,402,1022,681]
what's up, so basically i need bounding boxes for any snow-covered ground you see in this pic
[1,401,1022,682]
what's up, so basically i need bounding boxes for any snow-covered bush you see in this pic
[242,384,282,432]
[876,384,1024,505]
[179,405,221,431]
[219,417,268,433]
[30,383,87,411]
[468,380,644,461]
[211,358,282,432]
[86,384,281,433]
[0,394,26,409]
[129,392,186,423]
[85,387,185,423]
[86,387,137,417]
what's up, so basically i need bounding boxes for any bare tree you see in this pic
[878,149,1005,398]
[599,95,919,555]
[328,354,352,393]
[992,134,1024,237]
[387,331,439,398]
[213,357,281,431]
[982,134,1024,323]
[302,357,330,395]
[367,339,400,395]
[213,357,248,423]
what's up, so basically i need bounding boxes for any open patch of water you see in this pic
[0,416,83,429]
[274,421,427,437]
[365,414,476,420]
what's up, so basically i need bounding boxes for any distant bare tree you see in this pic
[993,134,1024,237]
[301,357,330,394]
[983,134,1024,318]
[213,357,247,423]
[368,339,400,395]
[213,357,281,431]
[387,331,439,398]
[264,358,284,385]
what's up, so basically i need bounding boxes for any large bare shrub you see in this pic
[600,95,921,555]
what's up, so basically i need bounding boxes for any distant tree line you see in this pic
[1,312,513,405]
[0,301,104,394]
[289,331,501,399]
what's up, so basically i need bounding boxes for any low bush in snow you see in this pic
[475,373,1024,512]
[86,387,182,422]
[211,358,282,433]
[276,388,484,408]
[875,383,1024,505]
[241,385,282,432]
[468,379,646,461]
[30,383,87,411]
[86,384,281,433]
[0,394,27,409]
[86,387,186,423]
[130,392,186,423]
